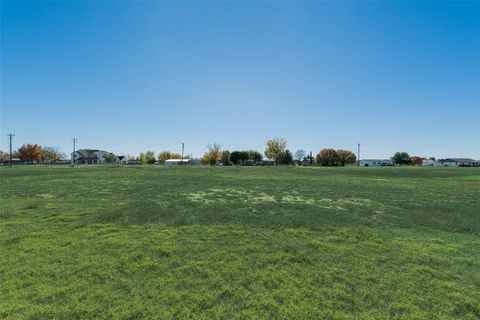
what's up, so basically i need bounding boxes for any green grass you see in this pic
[0,166,479,319]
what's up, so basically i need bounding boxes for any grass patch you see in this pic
[0,166,479,319]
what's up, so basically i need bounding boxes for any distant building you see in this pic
[437,158,479,167]
[422,159,441,166]
[359,159,393,167]
[165,159,189,166]
[188,158,202,166]
[118,155,128,164]
[164,158,202,166]
[71,149,114,164]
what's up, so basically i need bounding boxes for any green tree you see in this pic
[391,152,411,166]
[203,143,222,165]
[158,151,172,164]
[104,153,118,164]
[230,151,242,165]
[264,138,287,164]
[247,150,263,163]
[278,149,293,165]
[140,151,156,164]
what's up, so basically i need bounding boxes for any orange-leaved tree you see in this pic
[316,149,339,166]
[18,144,42,162]
[410,156,424,166]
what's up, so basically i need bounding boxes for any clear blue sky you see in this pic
[1,1,479,159]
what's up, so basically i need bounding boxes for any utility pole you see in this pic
[357,143,361,166]
[7,133,14,166]
[72,138,77,164]
[181,143,185,165]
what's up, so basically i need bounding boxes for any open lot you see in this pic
[0,166,479,319]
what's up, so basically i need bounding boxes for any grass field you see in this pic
[0,166,479,319]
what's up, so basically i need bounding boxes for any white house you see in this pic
[359,159,394,167]
[71,149,114,164]
[437,158,479,167]
[165,159,189,166]
[422,159,441,166]
[117,155,128,164]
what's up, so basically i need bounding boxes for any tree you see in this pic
[337,150,357,166]
[294,149,306,164]
[239,151,249,163]
[0,151,10,163]
[248,150,263,164]
[221,150,231,166]
[41,146,65,164]
[264,138,287,164]
[140,151,156,164]
[304,151,315,165]
[18,144,42,162]
[410,156,424,166]
[230,150,262,165]
[203,143,222,165]
[158,151,181,164]
[316,149,339,166]
[81,149,97,164]
[277,149,293,165]
[104,153,118,164]
[391,152,411,166]
[230,151,242,165]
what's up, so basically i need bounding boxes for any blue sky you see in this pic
[1,1,479,159]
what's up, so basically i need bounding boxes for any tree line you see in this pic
[0,140,432,167]
[200,138,357,166]
[0,144,65,164]
[391,152,430,166]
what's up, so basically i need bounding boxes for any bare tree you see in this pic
[294,149,306,164]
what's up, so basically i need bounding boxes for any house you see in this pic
[437,158,480,167]
[165,159,190,166]
[359,159,394,167]
[71,149,113,164]
[422,159,441,166]
[188,158,202,166]
[117,155,128,164]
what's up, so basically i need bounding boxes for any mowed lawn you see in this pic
[0,166,479,319]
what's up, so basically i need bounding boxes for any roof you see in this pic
[360,159,392,162]
[165,159,189,162]
[440,158,477,163]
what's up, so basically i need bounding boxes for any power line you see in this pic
[181,142,185,164]
[72,138,78,164]
[357,143,361,166]
[7,133,15,166]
